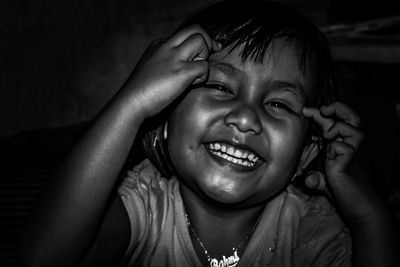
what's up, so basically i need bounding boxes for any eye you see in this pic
[265,101,293,113]
[205,83,233,94]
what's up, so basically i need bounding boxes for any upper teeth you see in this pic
[207,142,259,167]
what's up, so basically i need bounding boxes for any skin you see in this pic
[18,24,398,267]
[166,43,318,263]
[168,44,312,207]
[303,105,399,266]
[18,24,223,267]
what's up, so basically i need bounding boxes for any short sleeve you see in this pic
[310,228,351,267]
[117,159,171,266]
[293,195,352,267]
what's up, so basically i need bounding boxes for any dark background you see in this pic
[1,0,400,266]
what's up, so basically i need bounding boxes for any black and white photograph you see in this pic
[1,0,400,266]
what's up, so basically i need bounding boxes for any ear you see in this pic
[295,141,319,176]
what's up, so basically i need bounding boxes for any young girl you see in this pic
[19,0,398,266]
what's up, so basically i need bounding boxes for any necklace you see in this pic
[184,212,260,267]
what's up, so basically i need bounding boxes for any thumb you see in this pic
[304,171,333,200]
[188,60,209,85]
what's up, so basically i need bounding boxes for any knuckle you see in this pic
[331,101,341,108]
[191,33,207,44]
[170,61,187,75]
[343,142,356,154]
[184,24,206,39]
[189,27,211,47]
[337,101,350,111]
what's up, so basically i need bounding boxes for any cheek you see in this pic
[169,95,210,140]
[168,91,227,138]
[267,118,306,164]
[167,93,217,164]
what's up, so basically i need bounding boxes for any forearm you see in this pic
[350,204,399,267]
[19,87,147,267]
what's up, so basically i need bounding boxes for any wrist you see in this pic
[349,206,399,267]
[113,85,152,122]
[346,198,394,235]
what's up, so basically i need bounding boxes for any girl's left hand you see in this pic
[302,103,381,224]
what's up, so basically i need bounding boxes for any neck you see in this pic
[180,183,265,261]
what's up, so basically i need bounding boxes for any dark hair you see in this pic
[142,0,336,177]
[179,0,335,107]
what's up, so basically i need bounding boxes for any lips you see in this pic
[205,141,262,168]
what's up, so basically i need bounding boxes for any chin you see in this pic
[203,179,250,205]
[208,190,240,204]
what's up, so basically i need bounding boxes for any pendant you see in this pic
[209,250,240,267]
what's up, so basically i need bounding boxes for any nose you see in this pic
[224,105,262,135]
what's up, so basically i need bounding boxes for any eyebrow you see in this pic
[270,80,307,103]
[209,62,242,77]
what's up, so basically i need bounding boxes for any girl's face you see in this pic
[168,42,314,207]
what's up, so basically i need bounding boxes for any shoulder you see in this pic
[118,159,178,199]
[283,184,345,224]
[283,185,351,266]
[117,159,182,265]
[117,159,180,223]
[278,184,344,230]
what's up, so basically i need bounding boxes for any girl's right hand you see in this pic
[124,24,222,119]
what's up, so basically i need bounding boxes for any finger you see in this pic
[320,102,361,127]
[304,171,334,200]
[305,171,326,191]
[177,33,211,61]
[211,39,223,52]
[323,121,364,150]
[302,107,335,133]
[184,60,209,85]
[168,24,221,52]
[326,141,355,172]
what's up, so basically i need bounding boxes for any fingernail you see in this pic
[321,105,328,110]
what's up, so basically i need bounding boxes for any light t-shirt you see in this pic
[118,159,351,267]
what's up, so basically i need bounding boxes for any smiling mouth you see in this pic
[205,142,262,168]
